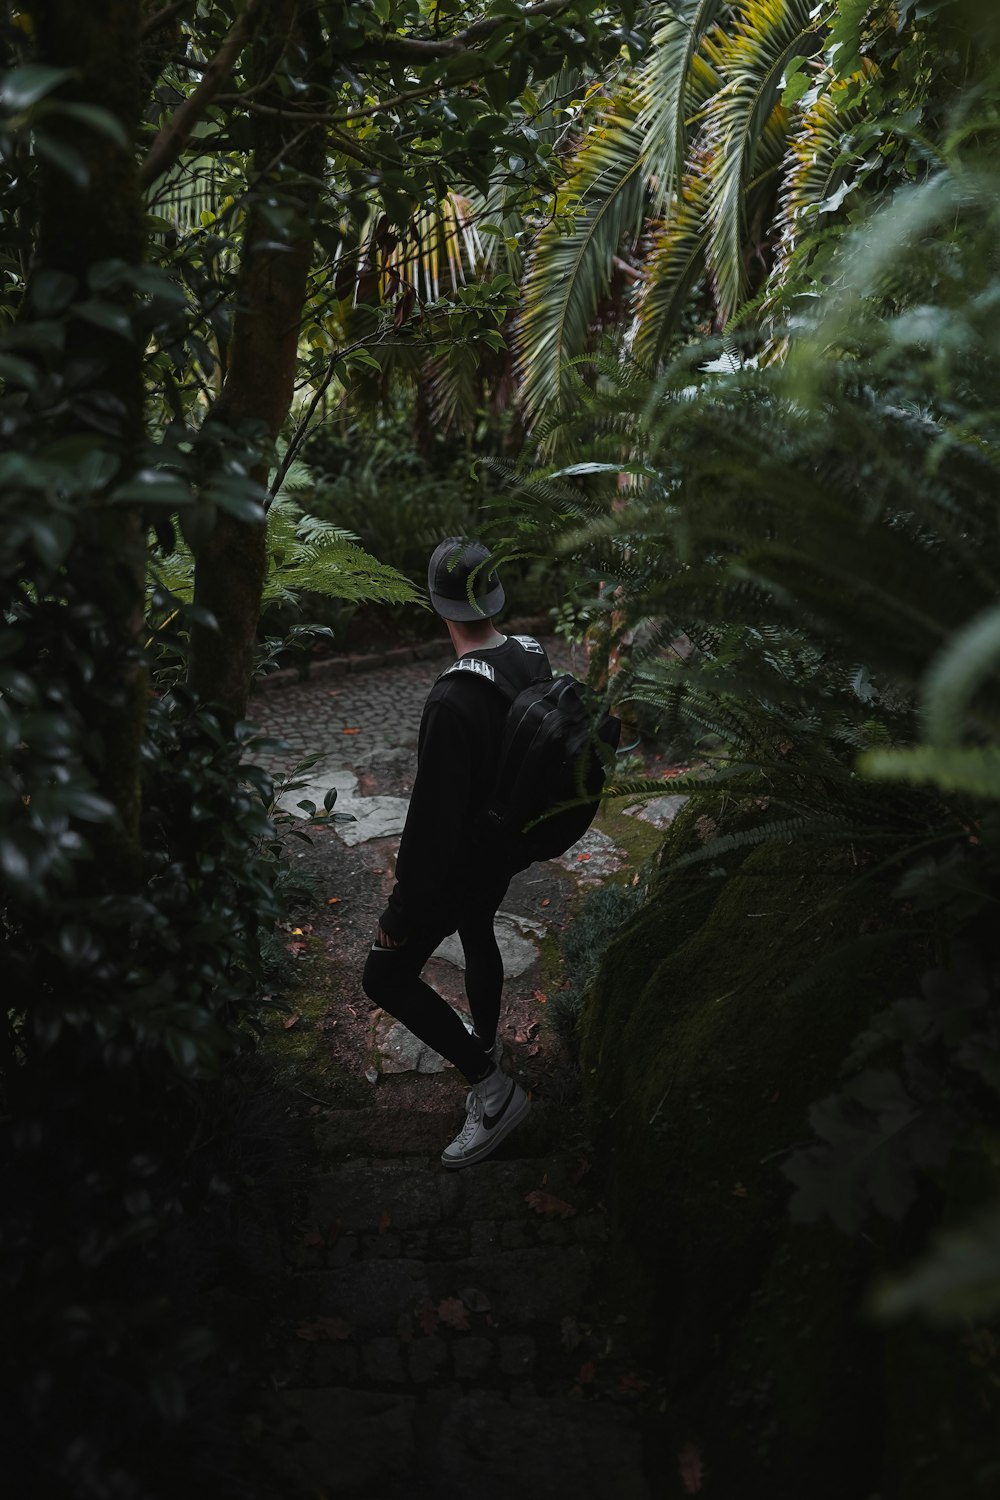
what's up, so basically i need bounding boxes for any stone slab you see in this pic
[555,826,626,878]
[335,794,410,845]
[375,1011,473,1075]
[621,792,688,829]
[433,909,544,980]
[274,765,358,818]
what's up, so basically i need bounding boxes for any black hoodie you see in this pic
[378,635,551,941]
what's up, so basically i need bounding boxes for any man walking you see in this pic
[362,537,550,1168]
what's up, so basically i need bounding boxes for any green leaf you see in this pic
[64,788,117,821]
[0,64,74,112]
[75,300,134,340]
[112,469,192,507]
[780,54,812,109]
[24,514,75,569]
[43,99,129,149]
[921,603,1000,744]
[29,269,77,316]
[859,746,1000,800]
[0,354,39,391]
[33,132,88,188]
[872,1210,1000,1324]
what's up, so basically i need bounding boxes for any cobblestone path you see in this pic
[245,641,658,1499]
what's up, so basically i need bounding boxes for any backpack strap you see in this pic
[439,655,512,695]
[438,636,550,701]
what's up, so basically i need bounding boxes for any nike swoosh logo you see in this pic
[483,1083,515,1131]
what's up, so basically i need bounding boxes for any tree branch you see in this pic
[139,0,265,189]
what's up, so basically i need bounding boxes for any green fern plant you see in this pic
[148,487,421,640]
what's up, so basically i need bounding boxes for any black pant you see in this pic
[361,871,511,1085]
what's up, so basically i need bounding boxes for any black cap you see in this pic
[427,537,505,621]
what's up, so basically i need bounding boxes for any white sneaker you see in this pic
[441,1070,530,1170]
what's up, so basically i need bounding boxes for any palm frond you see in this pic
[759,70,870,331]
[515,99,647,425]
[631,163,712,368]
[703,0,821,321]
[637,0,727,214]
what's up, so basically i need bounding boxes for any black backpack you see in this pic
[441,637,621,863]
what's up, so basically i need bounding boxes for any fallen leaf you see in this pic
[301,1228,324,1247]
[678,1442,704,1494]
[526,1190,577,1219]
[618,1371,648,1393]
[291,927,303,936]
[296,1316,351,1342]
[327,896,341,905]
[532,989,547,1005]
[576,852,591,862]
[541,897,551,907]
[283,1013,301,1030]
[378,1209,392,1234]
[437,1297,470,1330]
[341,727,360,734]
[732,1183,748,1198]
[578,1360,597,1384]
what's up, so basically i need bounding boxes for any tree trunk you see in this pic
[32,0,147,876]
[188,0,323,719]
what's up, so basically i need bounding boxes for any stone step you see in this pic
[258,1385,652,1500]
[299,1152,601,1239]
[314,1098,575,1162]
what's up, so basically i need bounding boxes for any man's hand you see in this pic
[375,922,404,949]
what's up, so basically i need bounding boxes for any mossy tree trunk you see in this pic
[31,0,147,879]
[188,0,323,719]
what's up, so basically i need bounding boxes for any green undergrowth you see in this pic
[546,783,674,1046]
[576,793,998,1497]
[260,934,370,1111]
